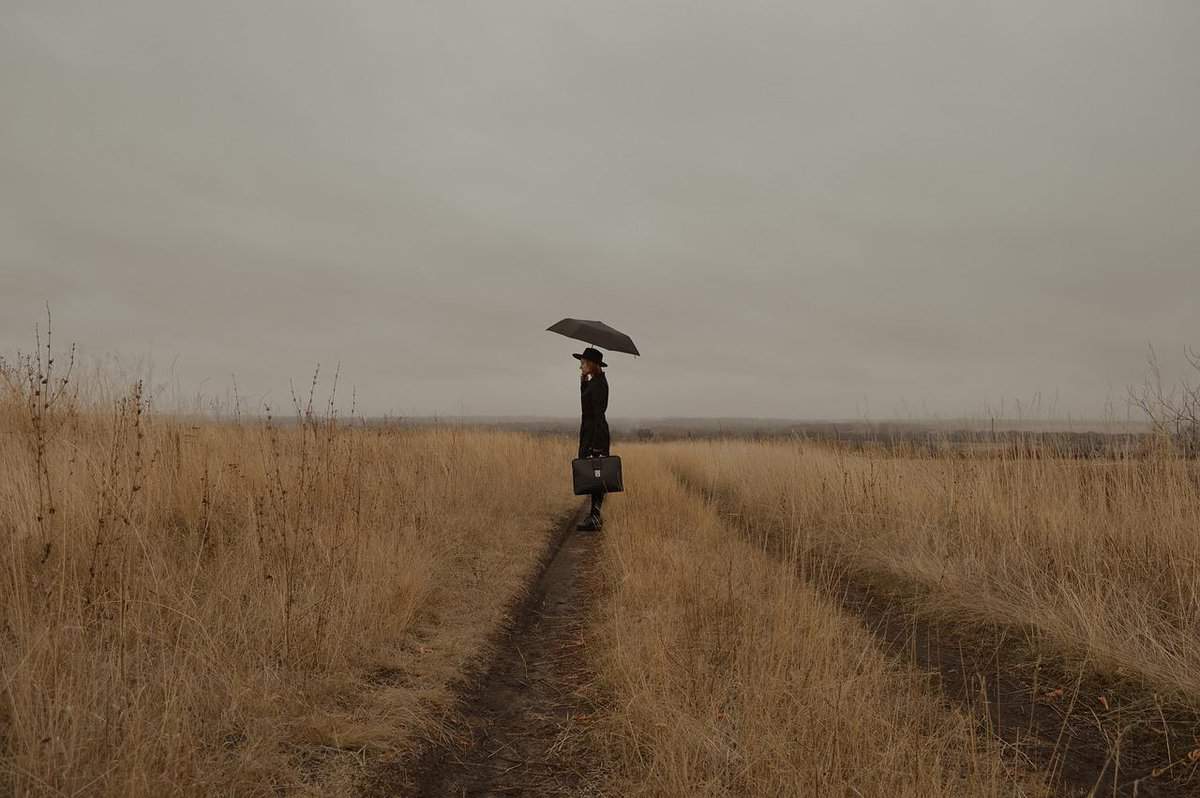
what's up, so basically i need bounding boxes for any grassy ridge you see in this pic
[588,445,1041,796]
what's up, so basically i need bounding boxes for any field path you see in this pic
[677,471,1200,798]
[402,500,604,797]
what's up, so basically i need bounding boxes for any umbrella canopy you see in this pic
[546,318,640,356]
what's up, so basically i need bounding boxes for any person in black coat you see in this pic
[574,347,610,531]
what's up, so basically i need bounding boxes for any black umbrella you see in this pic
[547,318,640,356]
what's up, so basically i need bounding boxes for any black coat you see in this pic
[578,372,611,458]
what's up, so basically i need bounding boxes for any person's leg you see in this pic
[578,489,604,531]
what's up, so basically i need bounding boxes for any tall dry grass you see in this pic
[589,444,1045,797]
[665,439,1200,700]
[0,365,576,796]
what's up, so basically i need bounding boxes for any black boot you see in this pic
[578,491,604,532]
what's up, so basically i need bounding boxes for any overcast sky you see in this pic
[2,1,1197,420]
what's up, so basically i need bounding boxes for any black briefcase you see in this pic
[572,455,624,495]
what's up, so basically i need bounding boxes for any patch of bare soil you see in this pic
[364,501,606,797]
[680,473,1200,798]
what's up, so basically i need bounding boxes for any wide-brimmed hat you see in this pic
[572,347,608,367]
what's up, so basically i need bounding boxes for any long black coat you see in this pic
[578,372,611,458]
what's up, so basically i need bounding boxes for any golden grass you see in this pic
[588,444,1045,797]
[0,381,576,796]
[7,347,1198,796]
[664,439,1200,699]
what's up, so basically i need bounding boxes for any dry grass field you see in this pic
[648,440,1200,795]
[0,370,576,796]
[589,447,1040,797]
[666,439,1200,699]
[4,363,1200,796]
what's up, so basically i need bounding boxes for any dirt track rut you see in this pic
[677,471,1200,798]
[404,501,604,797]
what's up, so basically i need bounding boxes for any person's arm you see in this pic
[579,376,592,456]
[579,377,603,456]
[594,376,609,417]
[579,378,608,457]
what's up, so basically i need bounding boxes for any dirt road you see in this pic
[403,502,605,797]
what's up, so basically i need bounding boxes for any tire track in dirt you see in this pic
[675,471,1200,798]
[366,500,605,797]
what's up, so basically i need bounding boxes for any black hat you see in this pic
[573,347,607,367]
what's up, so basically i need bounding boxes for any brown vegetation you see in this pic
[665,440,1200,700]
[0,360,575,796]
[587,445,1050,797]
[6,340,1200,796]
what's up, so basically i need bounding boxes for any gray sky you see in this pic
[2,1,1197,420]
